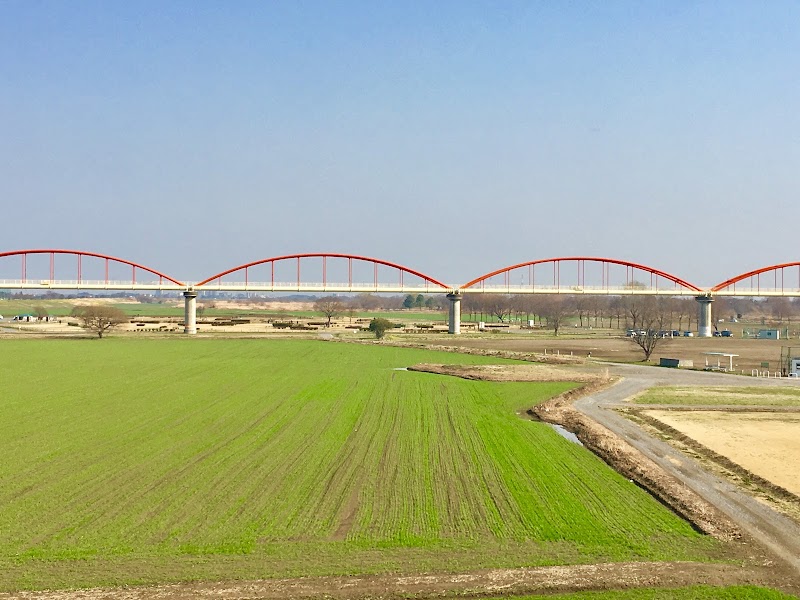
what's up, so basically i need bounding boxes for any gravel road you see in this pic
[575,364,800,577]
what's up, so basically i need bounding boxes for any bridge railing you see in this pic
[460,284,702,296]
[712,287,800,297]
[190,281,450,292]
[0,279,186,290]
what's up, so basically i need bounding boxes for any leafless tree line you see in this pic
[313,293,800,327]
[460,294,700,331]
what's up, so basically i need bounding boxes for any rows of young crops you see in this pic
[0,339,720,588]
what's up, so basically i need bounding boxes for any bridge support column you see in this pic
[695,294,714,338]
[184,290,198,335]
[447,293,461,335]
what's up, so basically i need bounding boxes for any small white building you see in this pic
[790,358,800,376]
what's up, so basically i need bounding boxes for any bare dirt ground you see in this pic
[408,362,602,382]
[200,300,315,312]
[0,562,786,600]
[423,334,799,374]
[643,410,800,497]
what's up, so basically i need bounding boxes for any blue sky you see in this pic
[2,1,798,286]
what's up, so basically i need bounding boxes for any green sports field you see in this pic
[0,339,724,590]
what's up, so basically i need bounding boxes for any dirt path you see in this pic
[0,562,785,599]
[574,364,800,578]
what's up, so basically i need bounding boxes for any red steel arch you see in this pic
[712,262,800,293]
[0,249,184,286]
[461,257,702,292]
[195,253,450,288]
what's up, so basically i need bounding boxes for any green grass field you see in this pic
[0,339,724,590]
[634,386,800,407]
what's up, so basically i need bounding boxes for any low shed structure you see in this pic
[703,352,739,372]
[659,358,694,368]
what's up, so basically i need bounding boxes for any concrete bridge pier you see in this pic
[447,292,461,335]
[695,294,714,337]
[184,290,198,335]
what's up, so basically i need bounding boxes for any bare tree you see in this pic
[589,296,603,328]
[356,294,380,311]
[71,305,127,338]
[628,297,670,360]
[314,296,344,326]
[609,297,625,329]
[541,296,568,336]
[487,295,513,323]
[462,294,492,323]
[574,296,591,327]
[767,297,792,323]
[671,298,691,331]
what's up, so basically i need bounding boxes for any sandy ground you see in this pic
[644,410,800,496]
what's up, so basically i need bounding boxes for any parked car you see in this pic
[683,331,693,337]
[721,330,733,337]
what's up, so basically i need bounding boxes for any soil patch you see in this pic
[408,363,601,382]
[642,411,800,498]
[0,562,787,599]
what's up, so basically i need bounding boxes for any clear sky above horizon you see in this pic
[2,1,798,287]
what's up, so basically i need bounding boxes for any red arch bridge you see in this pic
[3,249,800,336]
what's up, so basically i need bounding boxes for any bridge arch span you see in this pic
[712,262,800,294]
[0,249,184,287]
[460,257,702,294]
[195,253,449,291]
